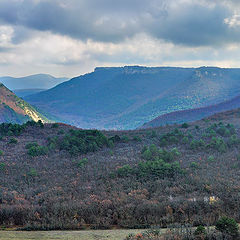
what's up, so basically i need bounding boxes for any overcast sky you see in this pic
[1,0,240,78]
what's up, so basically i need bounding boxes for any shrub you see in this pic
[208,137,227,153]
[132,136,142,142]
[181,122,189,128]
[142,149,152,161]
[115,165,133,177]
[194,225,206,236]
[169,136,178,143]
[57,130,64,135]
[227,124,236,135]
[0,163,6,171]
[0,123,25,136]
[190,139,205,150]
[51,123,59,128]
[141,145,180,162]
[190,162,199,169]
[228,135,240,146]
[38,120,44,128]
[159,129,185,146]
[159,138,167,146]
[9,138,18,144]
[25,120,44,128]
[182,136,189,144]
[57,129,110,156]
[137,159,182,178]
[28,146,48,157]
[109,135,121,143]
[108,140,114,149]
[116,145,183,179]
[69,145,79,156]
[121,135,129,143]
[27,168,38,177]
[215,216,239,238]
[24,120,36,126]
[25,142,38,149]
[0,150,3,156]
[48,142,57,151]
[208,129,217,137]
[77,158,88,168]
[150,130,157,138]
[188,133,193,139]
[208,156,215,162]
[217,126,231,137]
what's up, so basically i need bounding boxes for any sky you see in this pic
[1,0,240,78]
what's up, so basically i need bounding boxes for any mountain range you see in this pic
[25,66,240,129]
[0,74,68,91]
[0,83,49,124]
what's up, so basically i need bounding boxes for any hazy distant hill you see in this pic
[0,74,68,90]
[25,66,240,129]
[13,89,46,98]
[0,83,49,124]
[140,94,240,128]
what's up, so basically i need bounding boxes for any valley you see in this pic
[24,66,240,129]
[1,0,240,239]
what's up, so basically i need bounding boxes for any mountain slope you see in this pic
[140,94,240,128]
[1,108,240,229]
[0,83,49,124]
[0,74,68,90]
[25,66,240,129]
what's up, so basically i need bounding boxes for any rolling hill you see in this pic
[0,74,68,90]
[1,107,240,231]
[0,83,49,123]
[140,94,240,128]
[25,66,240,130]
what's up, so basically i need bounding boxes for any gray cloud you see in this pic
[147,3,234,46]
[0,0,238,47]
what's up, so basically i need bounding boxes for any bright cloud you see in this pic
[0,0,240,78]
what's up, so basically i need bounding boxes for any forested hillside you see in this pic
[141,94,240,128]
[1,108,240,231]
[26,66,240,129]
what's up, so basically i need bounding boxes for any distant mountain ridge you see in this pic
[13,89,46,98]
[25,66,240,129]
[140,94,240,128]
[0,83,49,124]
[0,74,68,90]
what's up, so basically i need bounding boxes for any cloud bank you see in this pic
[0,0,240,78]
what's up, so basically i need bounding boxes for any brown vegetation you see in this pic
[1,109,240,230]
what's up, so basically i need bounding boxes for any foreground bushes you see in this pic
[1,120,240,231]
[0,120,44,137]
[49,129,111,156]
[125,217,240,240]
[26,142,48,157]
[114,145,182,179]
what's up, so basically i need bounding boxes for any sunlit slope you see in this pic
[0,83,49,124]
